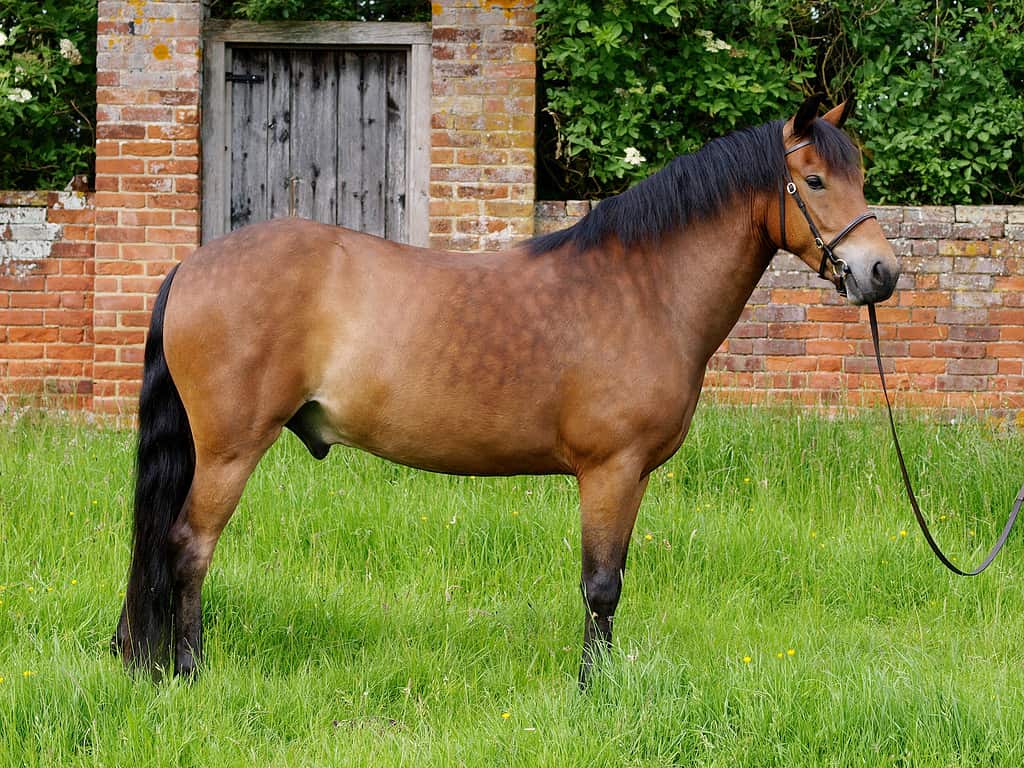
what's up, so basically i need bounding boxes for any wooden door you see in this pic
[203,22,430,245]
[225,47,408,240]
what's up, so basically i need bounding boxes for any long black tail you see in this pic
[117,264,195,670]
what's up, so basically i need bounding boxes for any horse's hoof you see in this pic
[174,651,200,680]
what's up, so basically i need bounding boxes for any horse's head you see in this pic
[775,95,899,305]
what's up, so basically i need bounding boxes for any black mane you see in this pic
[528,118,860,255]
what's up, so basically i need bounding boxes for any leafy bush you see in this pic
[537,0,1024,204]
[208,0,428,22]
[837,0,1024,204]
[537,0,814,198]
[0,0,96,190]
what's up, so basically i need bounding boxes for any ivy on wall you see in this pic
[537,0,1024,204]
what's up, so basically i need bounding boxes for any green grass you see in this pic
[3,405,1024,767]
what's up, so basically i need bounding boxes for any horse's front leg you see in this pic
[576,455,649,689]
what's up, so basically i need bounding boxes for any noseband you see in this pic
[779,140,877,296]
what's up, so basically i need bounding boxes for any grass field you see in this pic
[3,404,1024,767]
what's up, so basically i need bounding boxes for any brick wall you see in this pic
[430,0,536,251]
[93,0,202,416]
[3,0,1023,417]
[0,189,95,408]
[536,202,1024,411]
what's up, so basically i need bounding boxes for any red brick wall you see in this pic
[430,0,536,251]
[93,0,202,416]
[0,190,95,409]
[3,0,1023,417]
[536,202,1024,411]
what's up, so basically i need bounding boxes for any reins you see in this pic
[868,304,1024,575]
[780,137,1024,575]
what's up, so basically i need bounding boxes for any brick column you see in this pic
[94,0,203,416]
[430,0,536,251]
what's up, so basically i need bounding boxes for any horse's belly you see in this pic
[311,388,568,476]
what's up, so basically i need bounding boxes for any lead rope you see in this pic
[868,303,1024,575]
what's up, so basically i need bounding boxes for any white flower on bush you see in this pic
[696,29,731,53]
[7,88,32,103]
[0,29,8,47]
[59,38,82,65]
[623,147,646,166]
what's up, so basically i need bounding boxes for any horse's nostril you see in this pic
[872,260,889,285]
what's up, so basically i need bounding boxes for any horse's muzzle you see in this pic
[845,255,899,305]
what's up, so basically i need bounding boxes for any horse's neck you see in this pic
[654,202,776,364]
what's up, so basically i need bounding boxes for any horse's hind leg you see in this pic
[576,456,649,689]
[167,433,278,677]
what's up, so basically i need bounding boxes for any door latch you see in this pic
[225,72,265,84]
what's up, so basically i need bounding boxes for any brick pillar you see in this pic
[430,0,536,251]
[94,0,203,416]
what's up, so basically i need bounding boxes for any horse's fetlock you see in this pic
[582,568,622,616]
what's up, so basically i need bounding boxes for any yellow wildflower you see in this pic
[501,712,511,719]
[742,655,751,664]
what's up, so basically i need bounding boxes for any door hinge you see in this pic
[225,72,265,85]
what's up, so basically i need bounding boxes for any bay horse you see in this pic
[113,95,899,685]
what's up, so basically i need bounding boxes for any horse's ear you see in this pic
[823,97,856,129]
[792,93,826,137]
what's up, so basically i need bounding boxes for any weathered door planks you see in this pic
[226,47,406,238]
[203,21,431,245]
[228,48,269,230]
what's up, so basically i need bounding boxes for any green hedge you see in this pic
[207,0,428,22]
[0,0,96,190]
[537,0,1024,204]
[3,0,1021,204]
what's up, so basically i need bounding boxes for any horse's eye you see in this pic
[806,175,824,190]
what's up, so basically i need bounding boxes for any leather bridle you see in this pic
[779,140,877,297]
[780,138,1023,576]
